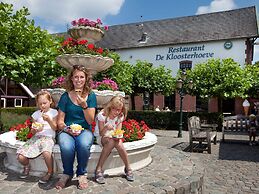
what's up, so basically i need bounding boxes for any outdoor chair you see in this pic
[188,116,217,154]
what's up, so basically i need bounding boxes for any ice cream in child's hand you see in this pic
[112,129,124,138]
[70,123,84,134]
[32,122,43,131]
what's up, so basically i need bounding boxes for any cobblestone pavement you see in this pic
[0,129,259,193]
[155,130,259,194]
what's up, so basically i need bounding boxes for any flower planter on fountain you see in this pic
[56,54,114,75]
[68,26,104,43]
[68,18,108,43]
[93,89,125,108]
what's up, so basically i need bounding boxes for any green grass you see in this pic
[1,112,29,132]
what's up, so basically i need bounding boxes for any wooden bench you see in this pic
[188,116,217,154]
[222,115,252,142]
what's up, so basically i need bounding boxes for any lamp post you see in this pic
[143,91,150,110]
[176,71,193,138]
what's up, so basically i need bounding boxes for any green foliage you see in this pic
[16,126,31,142]
[93,53,134,94]
[1,112,30,132]
[132,60,176,96]
[244,63,259,98]
[2,107,37,115]
[127,110,223,131]
[189,58,249,99]
[94,56,176,96]
[0,3,66,87]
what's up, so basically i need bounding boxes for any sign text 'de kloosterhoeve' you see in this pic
[155,45,214,61]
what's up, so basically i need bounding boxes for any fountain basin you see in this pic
[0,132,157,177]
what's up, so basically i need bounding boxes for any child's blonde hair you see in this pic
[103,96,127,120]
[36,90,55,108]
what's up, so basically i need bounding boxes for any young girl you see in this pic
[17,90,58,184]
[94,96,134,184]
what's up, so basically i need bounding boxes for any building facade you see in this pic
[98,6,259,114]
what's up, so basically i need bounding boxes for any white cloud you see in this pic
[196,0,237,15]
[2,0,124,32]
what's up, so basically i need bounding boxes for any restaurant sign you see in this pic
[155,44,214,61]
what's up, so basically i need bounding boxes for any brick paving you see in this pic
[0,129,259,193]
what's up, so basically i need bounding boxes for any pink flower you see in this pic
[91,78,118,91]
[52,76,66,87]
[70,18,108,31]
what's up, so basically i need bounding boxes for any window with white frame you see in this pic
[14,98,23,107]
[1,98,6,108]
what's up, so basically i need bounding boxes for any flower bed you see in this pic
[10,117,150,143]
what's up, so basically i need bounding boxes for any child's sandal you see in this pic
[124,168,134,182]
[95,170,105,184]
[19,165,30,179]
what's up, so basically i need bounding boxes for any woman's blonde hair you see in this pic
[64,65,91,95]
[36,90,55,108]
[103,96,127,120]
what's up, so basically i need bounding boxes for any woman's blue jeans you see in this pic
[57,129,94,176]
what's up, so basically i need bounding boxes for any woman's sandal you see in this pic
[55,174,70,190]
[95,170,105,184]
[19,165,30,179]
[124,168,134,182]
[78,175,88,190]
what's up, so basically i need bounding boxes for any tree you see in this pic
[0,3,65,87]
[94,58,176,110]
[93,52,134,94]
[130,60,175,110]
[188,58,250,112]
[244,63,259,98]
[0,3,65,130]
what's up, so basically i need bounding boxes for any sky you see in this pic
[2,0,259,62]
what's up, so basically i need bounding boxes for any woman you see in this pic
[55,65,97,190]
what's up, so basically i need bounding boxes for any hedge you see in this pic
[1,107,223,131]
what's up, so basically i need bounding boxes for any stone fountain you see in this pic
[0,22,157,177]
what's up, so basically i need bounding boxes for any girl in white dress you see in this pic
[17,90,58,184]
[94,96,134,184]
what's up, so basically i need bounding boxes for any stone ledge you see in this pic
[0,132,157,177]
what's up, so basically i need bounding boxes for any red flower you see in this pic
[78,40,88,45]
[87,44,95,50]
[60,37,111,57]
[122,119,150,142]
[10,117,33,142]
[27,133,33,139]
[91,121,96,133]
[96,48,103,54]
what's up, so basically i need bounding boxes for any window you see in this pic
[179,60,192,71]
[14,98,23,107]
[1,98,6,108]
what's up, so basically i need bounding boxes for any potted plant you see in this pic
[68,18,108,43]
[56,37,114,75]
[91,78,125,108]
